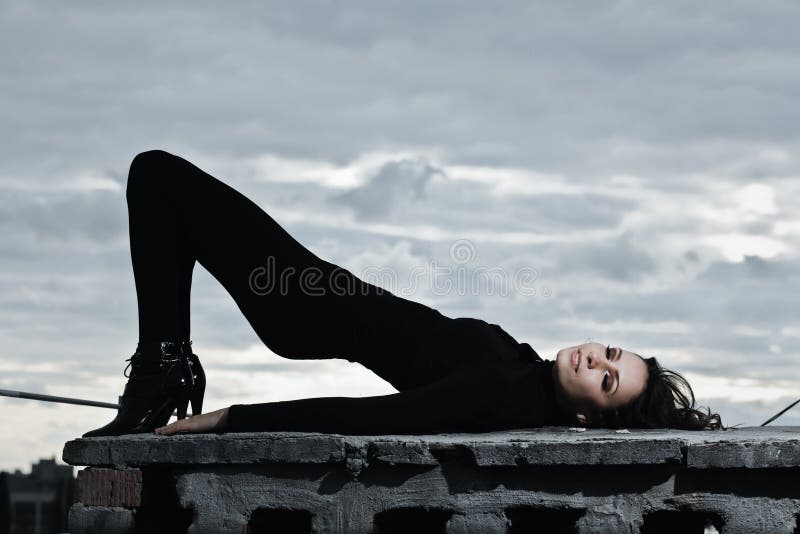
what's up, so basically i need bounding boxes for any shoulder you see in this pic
[461,319,520,362]
[453,318,544,362]
[486,322,543,363]
[437,316,543,367]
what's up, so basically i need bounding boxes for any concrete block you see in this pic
[686,438,800,468]
[446,512,509,534]
[68,503,135,534]
[576,506,636,534]
[63,432,348,469]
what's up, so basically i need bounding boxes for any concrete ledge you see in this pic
[64,432,347,470]
[62,426,800,534]
[64,426,800,470]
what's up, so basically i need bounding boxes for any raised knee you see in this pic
[126,149,174,199]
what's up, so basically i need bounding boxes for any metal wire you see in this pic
[0,388,179,416]
[760,397,800,426]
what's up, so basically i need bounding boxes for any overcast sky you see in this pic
[2,1,799,474]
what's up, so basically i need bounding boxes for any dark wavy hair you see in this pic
[596,356,724,430]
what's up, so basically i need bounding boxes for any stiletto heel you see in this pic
[175,389,191,420]
[180,341,206,416]
[190,382,205,416]
[148,386,191,429]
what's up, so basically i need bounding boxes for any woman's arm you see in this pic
[222,362,519,435]
[155,362,526,436]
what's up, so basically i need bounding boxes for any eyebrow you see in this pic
[612,348,621,395]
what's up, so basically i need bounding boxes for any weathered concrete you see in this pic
[63,426,800,533]
[67,504,136,533]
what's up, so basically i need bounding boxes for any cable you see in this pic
[0,388,179,417]
[760,397,800,426]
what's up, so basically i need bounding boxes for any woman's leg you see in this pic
[125,149,451,389]
[127,155,195,344]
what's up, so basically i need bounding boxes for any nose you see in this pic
[585,350,611,371]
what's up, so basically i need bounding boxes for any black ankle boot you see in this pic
[177,340,206,416]
[82,341,196,438]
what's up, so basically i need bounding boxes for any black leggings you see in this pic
[126,149,455,391]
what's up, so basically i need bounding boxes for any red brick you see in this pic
[75,467,142,507]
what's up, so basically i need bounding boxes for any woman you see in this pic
[82,150,723,438]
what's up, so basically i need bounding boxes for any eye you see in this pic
[606,344,611,360]
[602,372,609,391]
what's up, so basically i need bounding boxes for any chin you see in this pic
[552,349,576,400]
[554,347,570,372]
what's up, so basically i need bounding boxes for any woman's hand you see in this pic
[154,406,230,436]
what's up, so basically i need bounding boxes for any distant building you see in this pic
[0,457,75,534]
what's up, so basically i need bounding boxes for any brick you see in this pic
[75,467,142,507]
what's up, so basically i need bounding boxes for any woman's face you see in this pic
[552,342,648,419]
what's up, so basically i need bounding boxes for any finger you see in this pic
[166,415,202,434]
[155,419,188,435]
[161,424,186,435]
[153,423,172,435]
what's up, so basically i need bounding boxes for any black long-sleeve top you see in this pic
[224,314,575,435]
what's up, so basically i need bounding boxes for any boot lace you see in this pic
[123,343,189,379]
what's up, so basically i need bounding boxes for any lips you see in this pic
[571,350,580,373]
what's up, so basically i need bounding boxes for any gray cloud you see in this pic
[1,0,799,472]
[0,188,127,245]
[1,1,799,178]
[547,231,657,282]
[330,158,444,220]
